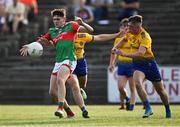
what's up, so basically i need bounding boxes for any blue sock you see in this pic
[125,97,130,102]
[165,105,170,112]
[143,100,151,109]
[165,104,171,118]
[129,104,134,110]
[81,106,86,112]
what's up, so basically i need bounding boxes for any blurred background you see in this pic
[0,0,180,105]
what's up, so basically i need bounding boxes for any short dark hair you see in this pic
[120,18,129,26]
[51,9,66,17]
[128,15,143,24]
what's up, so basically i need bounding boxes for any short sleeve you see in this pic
[85,33,93,43]
[42,32,51,40]
[140,32,151,49]
[113,38,121,46]
[71,21,80,32]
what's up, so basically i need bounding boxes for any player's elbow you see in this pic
[89,27,94,32]
[138,52,145,56]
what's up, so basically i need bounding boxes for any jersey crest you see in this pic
[78,33,86,38]
[80,42,84,46]
[141,32,145,39]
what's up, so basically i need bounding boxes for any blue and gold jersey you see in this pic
[74,33,94,59]
[114,33,132,63]
[128,27,154,60]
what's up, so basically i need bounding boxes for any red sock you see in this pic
[58,106,64,110]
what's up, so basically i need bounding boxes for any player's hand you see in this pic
[37,37,48,44]
[124,26,129,33]
[20,44,29,56]
[120,27,129,36]
[108,64,115,72]
[37,37,54,45]
[111,47,117,54]
[75,16,83,25]
[112,48,124,56]
[115,49,124,56]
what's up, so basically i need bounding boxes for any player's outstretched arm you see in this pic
[93,26,128,42]
[20,38,49,57]
[75,16,94,33]
[93,32,120,42]
[20,33,53,56]
[93,30,128,42]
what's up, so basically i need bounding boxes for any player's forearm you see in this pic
[37,40,47,45]
[122,51,144,58]
[114,41,123,49]
[81,22,94,32]
[36,33,52,46]
[36,38,50,46]
[109,53,117,65]
[95,32,120,42]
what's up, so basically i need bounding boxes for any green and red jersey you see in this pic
[43,21,80,62]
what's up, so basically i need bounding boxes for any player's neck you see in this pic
[134,28,141,35]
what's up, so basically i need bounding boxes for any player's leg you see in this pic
[119,89,125,109]
[117,64,130,109]
[55,65,70,118]
[49,75,58,102]
[78,75,88,100]
[57,65,70,101]
[147,60,171,118]
[63,99,75,118]
[126,63,135,110]
[117,76,129,110]
[67,74,90,118]
[78,75,87,88]
[67,74,85,108]
[128,77,136,110]
[74,58,88,100]
[153,81,171,118]
[133,70,153,118]
[49,73,75,118]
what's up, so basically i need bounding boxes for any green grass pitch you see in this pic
[0,105,180,127]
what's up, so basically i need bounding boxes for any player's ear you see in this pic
[64,17,67,22]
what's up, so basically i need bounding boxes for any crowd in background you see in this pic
[73,0,140,25]
[0,0,38,34]
[0,0,140,35]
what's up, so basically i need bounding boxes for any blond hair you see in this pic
[51,9,66,17]
[120,18,129,26]
[129,15,143,24]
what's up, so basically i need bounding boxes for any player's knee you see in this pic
[56,77,65,86]
[119,85,124,91]
[134,80,142,87]
[49,90,56,97]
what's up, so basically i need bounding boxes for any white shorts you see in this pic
[52,60,77,76]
